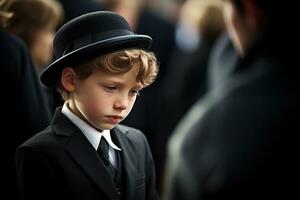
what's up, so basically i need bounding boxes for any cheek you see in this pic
[73,82,109,119]
[224,4,236,36]
[82,98,108,114]
[224,3,243,52]
[124,97,137,116]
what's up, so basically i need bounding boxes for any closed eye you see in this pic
[104,86,117,92]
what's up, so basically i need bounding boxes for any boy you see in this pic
[15,11,159,200]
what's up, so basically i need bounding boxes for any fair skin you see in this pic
[223,0,261,56]
[30,24,55,71]
[61,65,143,130]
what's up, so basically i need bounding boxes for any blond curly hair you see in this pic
[0,0,13,29]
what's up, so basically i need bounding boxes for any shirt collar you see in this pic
[61,102,121,151]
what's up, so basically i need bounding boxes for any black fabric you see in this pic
[114,152,123,200]
[163,31,300,200]
[111,130,124,200]
[15,107,159,200]
[97,138,116,179]
[0,30,51,200]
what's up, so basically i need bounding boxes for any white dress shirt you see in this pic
[62,102,121,168]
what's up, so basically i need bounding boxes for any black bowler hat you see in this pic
[40,11,152,87]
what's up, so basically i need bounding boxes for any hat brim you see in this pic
[40,35,152,87]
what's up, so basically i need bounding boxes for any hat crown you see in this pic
[40,11,152,87]
[54,11,133,59]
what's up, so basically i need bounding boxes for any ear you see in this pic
[60,67,76,92]
[243,0,263,30]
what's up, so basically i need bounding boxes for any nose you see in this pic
[113,95,128,111]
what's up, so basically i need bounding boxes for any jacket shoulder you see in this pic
[18,125,58,149]
[115,124,148,144]
[115,124,142,134]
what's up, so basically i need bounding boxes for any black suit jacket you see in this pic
[163,37,300,199]
[0,30,51,199]
[15,108,158,200]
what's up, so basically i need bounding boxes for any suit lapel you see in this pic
[52,108,115,200]
[113,126,137,200]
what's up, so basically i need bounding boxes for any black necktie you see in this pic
[97,138,116,179]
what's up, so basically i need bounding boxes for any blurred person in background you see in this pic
[158,0,225,193]
[7,0,64,115]
[207,31,238,91]
[163,0,299,199]
[161,0,225,135]
[8,0,64,73]
[0,0,51,198]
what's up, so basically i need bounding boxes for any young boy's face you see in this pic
[69,65,143,130]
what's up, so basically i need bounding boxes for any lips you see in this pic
[106,115,123,124]
[108,115,123,119]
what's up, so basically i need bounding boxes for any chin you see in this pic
[97,124,117,130]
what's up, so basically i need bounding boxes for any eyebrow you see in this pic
[100,79,143,89]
